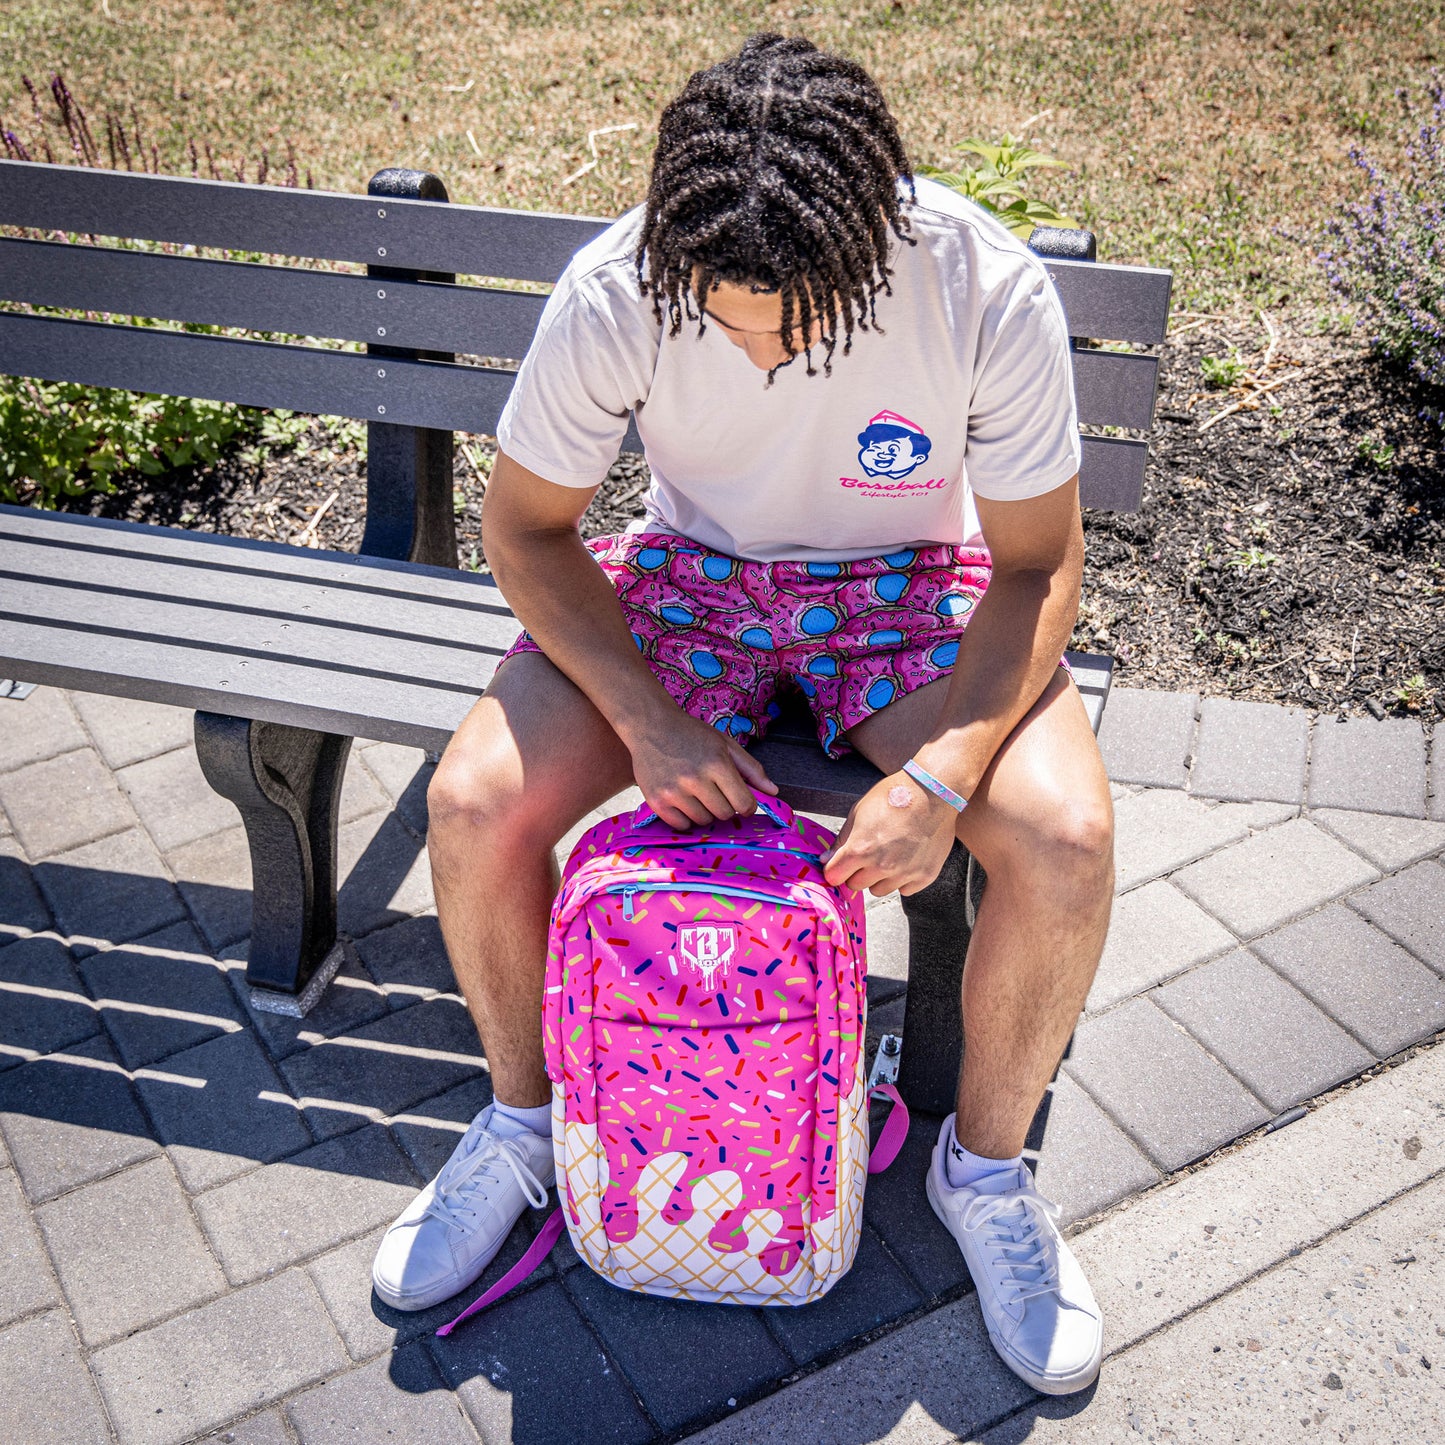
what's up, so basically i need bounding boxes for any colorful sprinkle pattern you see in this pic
[543,795,872,1304]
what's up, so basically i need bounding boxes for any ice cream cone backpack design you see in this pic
[540,789,905,1305]
[438,789,907,1331]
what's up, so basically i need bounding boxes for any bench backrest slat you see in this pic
[0,309,514,435]
[2,159,1170,510]
[0,236,550,361]
[1076,435,1148,512]
[1074,349,1160,432]
[0,159,609,283]
[1045,257,1172,346]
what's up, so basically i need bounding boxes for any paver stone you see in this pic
[1170,815,1378,938]
[286,1346,479,1444]
[1348,859,1445,974]
[35,825,187,952]
[1309,806,1445,871]
[0,1311,111,1445]
[1152,948,1375,1112]
[35,1154,226,1345]
[1095,687,1197,789]
[193,1126,418,1286]
[0,1032,158,1202]
[431,1279,654,1445]
[278,992,486,1141]
[134,1028,312,1193]
[1063,997,1270,1172]
[1307,713,1428,817]
[1086,878,1235,1012]
[0,1166,58,1326]
[116,745,243,853]
[90,1270,347,1445]
[69,689,193,769]
[0,687,86,773]
[1189,696,1309,803]
[77,920,244,1071]
[0,747,136,860]
[0,931,101,1069]
[1253,903,1445,1058]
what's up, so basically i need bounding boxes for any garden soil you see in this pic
[65,311,1444,724]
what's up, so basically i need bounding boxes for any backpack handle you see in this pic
[631,787,795,832]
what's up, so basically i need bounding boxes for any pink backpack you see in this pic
[439,790,906,1330]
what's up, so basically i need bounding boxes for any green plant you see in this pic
[0,70,325,505]
[1393,673,1428,710]
[1355,435,1396,468]
[0,377,257,504]
[1200,350,1246,388]
[917,133,1078,240]
[1226,547,1281,571]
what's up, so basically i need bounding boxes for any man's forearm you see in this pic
[486,525,676,746]
[912,562,1081,799]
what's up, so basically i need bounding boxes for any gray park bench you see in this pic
[0,159,1172,1115]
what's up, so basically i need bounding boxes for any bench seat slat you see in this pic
[1,163,1173,344]
[1,525,523,644]
[1073,350,1159,431]
[0,507,510,605]
[0,576,519,691]
[3,239,1164,422]
[0,615,472,751]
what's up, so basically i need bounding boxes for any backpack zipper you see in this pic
[611,881,799,920]
[621,841,823,862]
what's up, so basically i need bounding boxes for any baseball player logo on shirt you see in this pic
[856,411,933,479]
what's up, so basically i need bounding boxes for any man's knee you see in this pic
[983,786,1114,895]
[428,735,531,857]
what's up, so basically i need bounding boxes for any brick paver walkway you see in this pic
[0,684,1441,1445]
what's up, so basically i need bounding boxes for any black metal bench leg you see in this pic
[193,712,354,1016]
[897,840,973,1117]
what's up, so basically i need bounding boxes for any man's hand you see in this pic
[629,709,778,830]
[821,775,957,897]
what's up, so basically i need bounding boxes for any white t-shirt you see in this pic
[494,175,1081,563]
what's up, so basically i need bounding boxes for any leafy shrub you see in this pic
[0,71,330,506]
[1316,71,1445,427]
[918,133,1079,241]
[0,377,255,505]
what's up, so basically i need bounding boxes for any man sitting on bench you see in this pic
[373,31,1114,1397]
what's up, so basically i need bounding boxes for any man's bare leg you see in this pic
[843,667,1114,1157]
[426,652,638,1107]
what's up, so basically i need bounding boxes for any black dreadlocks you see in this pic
[635,32,915,382]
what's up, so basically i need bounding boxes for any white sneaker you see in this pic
[926,1114,1103,1395]
[372,1104,555,1312]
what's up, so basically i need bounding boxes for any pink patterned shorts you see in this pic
[502,531,1066,759]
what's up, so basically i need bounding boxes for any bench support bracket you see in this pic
[194,712,352,1011]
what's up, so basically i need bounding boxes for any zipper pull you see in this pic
[622,887,637,921]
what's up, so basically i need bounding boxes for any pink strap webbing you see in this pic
[867,1082,910,1174]
[435,1207,566,1338]
[437,1084,910,1336]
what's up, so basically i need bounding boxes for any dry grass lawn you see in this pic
[2,1,1443,316]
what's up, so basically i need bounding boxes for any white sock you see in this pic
[945,1122,1022,1189]
[490,1099,553,1138]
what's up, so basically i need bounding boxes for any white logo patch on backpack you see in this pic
[678,924,737,989]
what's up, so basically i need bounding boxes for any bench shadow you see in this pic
[3,834,1108,1443]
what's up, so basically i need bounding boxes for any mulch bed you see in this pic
[61,312,1444,724]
